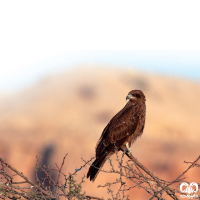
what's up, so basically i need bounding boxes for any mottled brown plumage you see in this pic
[87,90,146,181]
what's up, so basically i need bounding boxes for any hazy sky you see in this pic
[0,50,200,94]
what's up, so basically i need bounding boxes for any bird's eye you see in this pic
[133,93,140,98]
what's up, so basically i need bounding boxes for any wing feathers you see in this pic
[96,105,140,157]
[110,117,139,143]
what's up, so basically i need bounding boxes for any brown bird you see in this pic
[87,90,146,181]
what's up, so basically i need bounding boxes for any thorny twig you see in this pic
[1,154,200,200]
[88,153,200,200]
[0,158,55,199]
[0,156,101,200]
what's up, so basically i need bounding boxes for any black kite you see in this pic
[87,90,146,181]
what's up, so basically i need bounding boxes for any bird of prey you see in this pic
[87,90,146,181]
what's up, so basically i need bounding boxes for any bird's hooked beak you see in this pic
[126,94,133,101]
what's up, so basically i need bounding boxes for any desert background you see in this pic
[0,58,200,199]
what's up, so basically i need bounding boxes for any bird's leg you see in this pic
[125,142,132,156]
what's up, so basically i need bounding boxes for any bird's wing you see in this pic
[95,122,110,149]
[96,105,139,156]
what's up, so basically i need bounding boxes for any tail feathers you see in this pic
[87,155,107,181]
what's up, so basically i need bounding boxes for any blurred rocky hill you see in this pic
[0,66,200,199]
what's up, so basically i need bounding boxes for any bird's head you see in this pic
[126,90,146,102]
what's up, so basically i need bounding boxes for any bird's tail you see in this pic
[87,155,107,181]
